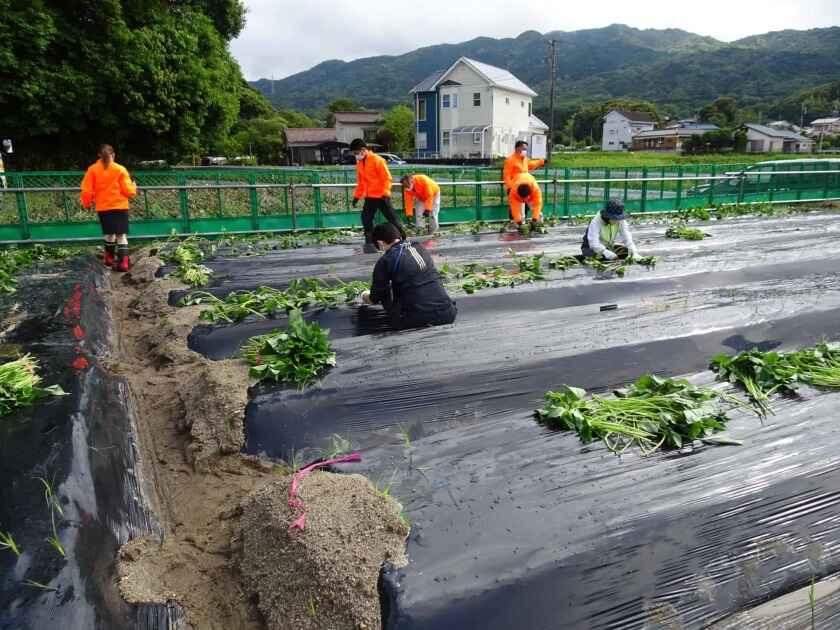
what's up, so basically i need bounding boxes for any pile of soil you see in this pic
[237,471,409,630]
[112,251,410,630]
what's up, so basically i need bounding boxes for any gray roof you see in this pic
[411,57,537,97]
[409,69,446,94]
[529,115,549,130]
[463,58,537,96]
[811,117,840,125]
[610,109,655,123]
[744,123,809,141]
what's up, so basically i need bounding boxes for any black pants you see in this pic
[362,197,405,243]
[387,302,457,331]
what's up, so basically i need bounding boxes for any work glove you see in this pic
[602,249,618,261]
[352,198,359,208]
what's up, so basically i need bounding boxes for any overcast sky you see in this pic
[231,0,840,80]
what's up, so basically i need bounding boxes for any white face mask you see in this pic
[519,148,528,157]
[354,152,364,161]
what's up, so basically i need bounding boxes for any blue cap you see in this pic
[601,199,626,221]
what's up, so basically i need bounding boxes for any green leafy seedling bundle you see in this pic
[0,355,66,417]
[665,222,708,241]
[180,278,369,324]
[535,374,733,455]
[241,310,336,388]
[711,343,840,416]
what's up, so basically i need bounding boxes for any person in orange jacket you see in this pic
[80,145,137,271]
[503,140,545,191]
[401,173,441,234]
[508,172,543,225]
[350,139,405,253]
[503,140,545,226]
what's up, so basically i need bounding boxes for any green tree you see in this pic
[379,105,414,152]
[699,96,740,128]
[0,0,246,168]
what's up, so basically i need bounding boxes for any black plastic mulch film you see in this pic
[175,212,840,629]
[0,260,183,630]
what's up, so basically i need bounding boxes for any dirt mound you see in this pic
[237,471,409,630]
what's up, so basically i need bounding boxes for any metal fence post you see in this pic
[563,168,571,217]
[675,166,684,210]
[768,163,776,203]
[313,172,323,229]
[708,164,717,207]
[289,184,297,231]
[247,172,260,230]
[475,169,483,221]
[623,168,629,203]
[216,172,224,217]
[178,173,191,232]
[585,167,591,202]
[60,175,71,222]
[12,174,31,240]
[603,168,611,204]
[640,167,648,213]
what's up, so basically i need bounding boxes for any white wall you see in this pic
[437,60,536,158]
[336,122,379,145]
[602,111,654,151]
[745,129,783,153]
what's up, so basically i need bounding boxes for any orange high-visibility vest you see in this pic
[403,174,440,217]
[80,160,137,211]
[503,152,545,190]
[509,172,543,222]
[353,152,393,200]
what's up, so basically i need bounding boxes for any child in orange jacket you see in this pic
[401,174,441,234]
[80,145,137,271]
[508,173,543,225]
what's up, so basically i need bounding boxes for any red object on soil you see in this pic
[73,325,85,340]
[72,356,90,370]
[63,283,83,320]
[288,453,363,531]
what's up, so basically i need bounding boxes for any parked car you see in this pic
[378,153,407,165]
[339,152,407,166]
[688,158,840,196]
[201,156,227,166]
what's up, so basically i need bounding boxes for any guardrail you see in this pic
[1,164,839,242]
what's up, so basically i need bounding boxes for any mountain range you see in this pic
[250,24,840,117]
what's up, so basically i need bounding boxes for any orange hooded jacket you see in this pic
[353,152,392,200]
[508,172,543,222]
[80,160,137,211]
[402,174,440,217]
[503,151,545,190]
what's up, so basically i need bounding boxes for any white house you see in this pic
[809,117,840,136]
[334,111,383,145]
[409,57,547,159]
[743,124,814,153]
[601,110,656,152]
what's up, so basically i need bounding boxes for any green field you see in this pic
[548,152,838,169]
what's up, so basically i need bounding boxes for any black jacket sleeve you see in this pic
[370,256,393,308]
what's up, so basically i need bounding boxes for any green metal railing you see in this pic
[1,163,839,242]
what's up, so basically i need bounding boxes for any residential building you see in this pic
[333,111,383,145]
[284,128,345,165]
[743,124,814,153]
[601,110,656,151]
[409,57,547,159]
[631,121,719,152]
[768,120,802,133]
[809,117,840,136]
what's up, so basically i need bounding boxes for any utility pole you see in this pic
[547,40,557,156]
[800,102,807,129]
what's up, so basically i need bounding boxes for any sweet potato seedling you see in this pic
[0,355,66,417]
[535,375,736,455]
[0,530,21,557]
[241,310,336,388]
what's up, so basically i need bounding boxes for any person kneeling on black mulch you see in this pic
[361,223,457,330]
[581,198,641,260]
